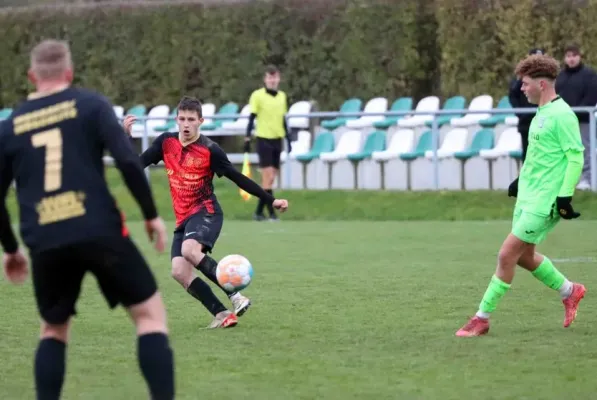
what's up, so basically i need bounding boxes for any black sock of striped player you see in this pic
[265,189,277,217]
[138,333,175,400]
[187,277,227,316]
[196,256,238,298]
[255,197,266,216]
[35,338,66,400]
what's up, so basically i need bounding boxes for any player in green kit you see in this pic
[456,54,586,337]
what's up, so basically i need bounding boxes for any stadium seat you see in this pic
[424,95,467,128]
[221,104,251,131]
[347,130,386,188]
[154,107,177,133]
[373,97,413,129]
[398,96,440,128]
[132,104,170,138]
[479,96,513,127]
[127,104,146,117]
[0,108,12,120]
[295,131,335,188]
[320,98,362,130]
[453,129,494,189]
[202,102,239,131]
[450,95,493,127]
[287,101,312,130]
[281,130,311,162]
[424,128,469,159]
[113,106,124,120]
[479,127,521,189]
[399,130,433,190]
[319,130,362,189]
[372,129,415,189]
[505,115,519,126]
[201,103,216,125]
[345,97,388,129]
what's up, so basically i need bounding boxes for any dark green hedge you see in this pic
[0,0,595,111]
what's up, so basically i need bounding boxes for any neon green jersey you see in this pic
[516,97,584,216]
[249,88,288,139]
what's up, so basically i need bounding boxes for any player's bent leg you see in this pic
[126,292,175,400]
[182,239,252,316]
[35,320,70,400]
[456,234,528,337]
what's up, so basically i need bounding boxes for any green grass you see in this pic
[7,166,597,221]
[1,220,597,399]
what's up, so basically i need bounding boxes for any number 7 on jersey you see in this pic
[31,128,63,192]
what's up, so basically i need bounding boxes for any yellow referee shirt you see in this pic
[249,88,288,139]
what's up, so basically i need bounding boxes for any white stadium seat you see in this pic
[131,104,170,138]
[344,97,388,129]
[113,106,124,119]
[202,103,216,125]
[398,96,440,128]
[287,101,312,129]
[319,130,362,162]
[281,130,311,162]
[424,128,469,159]
[479,127,521,159]
[371,129,415,161]
[450,95,493,127]
[221,104,251,131]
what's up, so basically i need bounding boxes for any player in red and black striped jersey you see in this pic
[124,96,289,329]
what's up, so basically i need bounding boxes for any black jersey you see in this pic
[0,87,158,253]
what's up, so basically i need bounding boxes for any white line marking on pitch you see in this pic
[552,257,597,263]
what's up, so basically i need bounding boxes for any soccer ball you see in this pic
[216,254,253,291]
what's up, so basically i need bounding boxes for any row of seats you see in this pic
[281,127,522,190]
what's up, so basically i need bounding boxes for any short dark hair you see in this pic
[264,64,280,75]
[564,43,581,55]
[515,54,560,80]
[177,95,202,118]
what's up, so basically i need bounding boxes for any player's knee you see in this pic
[40,320,70,342]
[180,240,205,265]
[127,292,168,336]
[171,257,194,287]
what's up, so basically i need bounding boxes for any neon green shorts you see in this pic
[511,206,560,244]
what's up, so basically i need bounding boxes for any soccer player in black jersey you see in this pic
[0,40,174,400]
[124,96,289,328]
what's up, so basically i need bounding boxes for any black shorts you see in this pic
[31,236,158,325]
[256,137,283,169]
[171,210,224,259]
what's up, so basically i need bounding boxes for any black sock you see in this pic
[265,189,276,217]
[187,277,227,316]
[255,197,265,216]
[138,333,175,400]
[35,338,66,400]
[196,256,238,298]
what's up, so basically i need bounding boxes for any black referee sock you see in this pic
[138,332,175,400]
[265,189,277,217]
[255,197,266,216]
[196,256,238,298]
[187,277,227,316]
[34,338,66,400]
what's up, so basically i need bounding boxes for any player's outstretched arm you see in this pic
[210,145,289,212]
[95,98,159,222]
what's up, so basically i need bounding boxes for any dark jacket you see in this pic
[555,63,597,123]
[508,77,536,128]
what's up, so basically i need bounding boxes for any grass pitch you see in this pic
[1,220,596,400]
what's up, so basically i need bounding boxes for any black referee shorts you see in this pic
[171,209,224,259]
[31,236,158,325]
[256,137,283,169]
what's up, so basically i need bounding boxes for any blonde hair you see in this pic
[30,39,72,80]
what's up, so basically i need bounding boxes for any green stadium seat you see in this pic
[295,132,335,188]
[202,102,239,131]
[321,98,362,130]
[126,104,146,117]
[154,108,177,132]
[479,96,512,127]
[454,129,494,189]
[0,108,12,119]
[347,130,386,188]
[373,97,413,129]
[425,96,467,128]
[399,130,433,190]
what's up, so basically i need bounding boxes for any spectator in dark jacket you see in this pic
[509,47,545,163]
[555,44,597,189]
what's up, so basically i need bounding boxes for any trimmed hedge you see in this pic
[0,0,596,110]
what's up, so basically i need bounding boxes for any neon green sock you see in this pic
[477,275,511,316]
[531,256,567,291]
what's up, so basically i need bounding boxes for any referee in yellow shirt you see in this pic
[244,65,292,221]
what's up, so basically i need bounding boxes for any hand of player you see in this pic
[272,199,288,212]
[508,178,518,198]
[3,249,29,285]
[243,137,251,153]
[123,115,137,136]
[145,217,168,252]
[556,196,581,219]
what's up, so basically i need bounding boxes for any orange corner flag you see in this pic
[239,152,252,201]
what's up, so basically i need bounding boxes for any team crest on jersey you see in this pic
[537,117,545,128]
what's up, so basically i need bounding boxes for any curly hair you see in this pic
[514,54,560,80]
